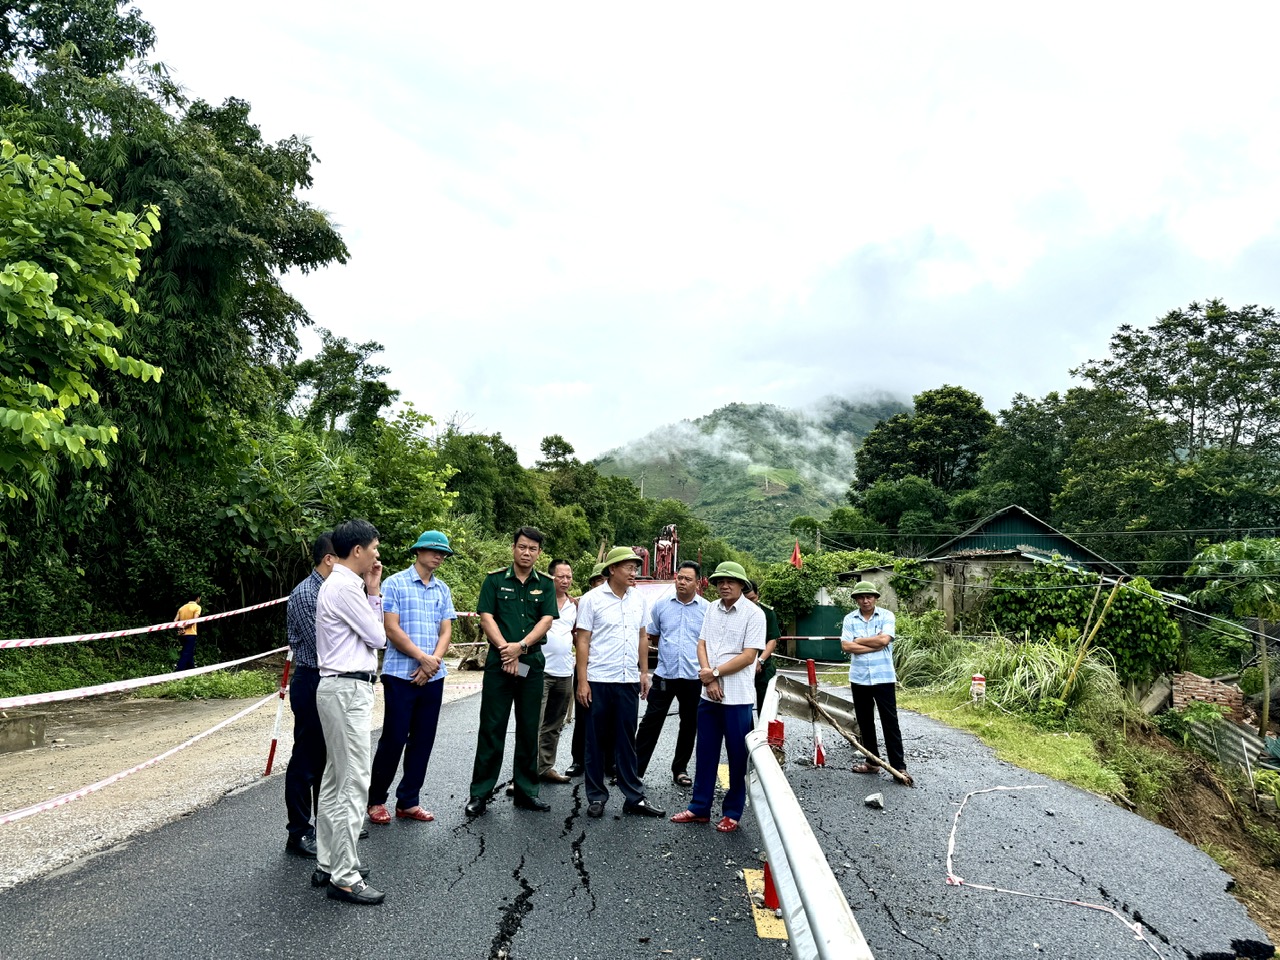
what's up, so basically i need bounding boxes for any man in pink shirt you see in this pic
[314,519,386,905]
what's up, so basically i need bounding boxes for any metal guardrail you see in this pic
[747,674,874,960]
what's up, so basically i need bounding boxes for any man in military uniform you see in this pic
[745,582,782,714]
[465,527,559,817]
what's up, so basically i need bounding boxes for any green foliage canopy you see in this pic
[0,138,160,501]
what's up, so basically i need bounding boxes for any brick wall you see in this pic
[1172,672,1246,723]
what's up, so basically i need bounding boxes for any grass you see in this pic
[900,689,1126,797]
[138,669,278,701]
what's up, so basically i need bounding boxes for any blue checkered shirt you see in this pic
[646,593,708,681]
[843,606,897,686]
[381,566,456,682]
[286,570,324,669]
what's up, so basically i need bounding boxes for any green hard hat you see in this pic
[850,580,880,597]
[601,546,641,573]
[409,530,453,555]
[708,561,751,586]
[589,562,606,580]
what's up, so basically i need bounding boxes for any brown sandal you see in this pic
[852,762,879,775]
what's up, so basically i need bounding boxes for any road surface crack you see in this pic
[448,821,486,893]
[560,783,582,838]
[488,854,535,960]
[569,829,598,916]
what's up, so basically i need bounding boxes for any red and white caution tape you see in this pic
[945,785,1165,958]
[0,596,289,649]
[0,692,277,827]
[0,646,287,710]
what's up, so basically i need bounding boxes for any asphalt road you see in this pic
[0,689,1273,960]
[0,690,785,960]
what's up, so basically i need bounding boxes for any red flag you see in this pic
[790,540,803,569]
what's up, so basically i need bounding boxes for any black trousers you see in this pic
[571,668,615,773]
[634,675,701,777]
[285,665,326,839]
[850,682,905,772]
[585,681,643,807]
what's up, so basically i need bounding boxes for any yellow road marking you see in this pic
[743,868,788,940]
[718,763,729,789]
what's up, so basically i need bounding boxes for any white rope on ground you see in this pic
[0,646,287,710]
[0,597,290,649]
[945,785,1166,958]
[0,692,277,827]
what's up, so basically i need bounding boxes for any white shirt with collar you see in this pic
[575,582,646,684]
[315,563,386,676]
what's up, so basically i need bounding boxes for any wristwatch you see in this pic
[519,640,528,653]
[712,667,720,679]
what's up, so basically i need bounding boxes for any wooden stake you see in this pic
[804,692,914,786]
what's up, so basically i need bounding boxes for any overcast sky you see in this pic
[140,2,1280,463]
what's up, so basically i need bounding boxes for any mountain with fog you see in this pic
[593,396,908,558]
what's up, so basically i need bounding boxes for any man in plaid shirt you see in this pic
[842,581,906,778]
[367,530,457,825]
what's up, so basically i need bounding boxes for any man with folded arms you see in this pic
[635,560,707,788]
[314,519,386,905]
[575,547,665,820]
[366,530,457,827]
[671,561,764,833]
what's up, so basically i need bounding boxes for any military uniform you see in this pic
[754,602,782,713]
[468,565,559,803]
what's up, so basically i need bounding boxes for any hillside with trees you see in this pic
[594,396,908,558]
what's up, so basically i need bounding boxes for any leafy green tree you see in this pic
[436,429,540,536]
[1074,299,1280,460]
[852,385,994,493]
[975,392,1069,518]
[536,434,575,469]
[286,327,399,440]
[0,138,160,502]
[0,0,155,76]
[1190,538,1280,736]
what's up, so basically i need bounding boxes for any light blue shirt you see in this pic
[843,606,897,686]
[381,565,456,682]
[646,592,709,681]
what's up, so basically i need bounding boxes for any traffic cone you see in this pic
[763,861,779,910]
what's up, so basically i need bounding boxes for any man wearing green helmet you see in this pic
[574,547,665,819]
[366,530,457,827]
[842,581,906,779]
[671,561,765,833]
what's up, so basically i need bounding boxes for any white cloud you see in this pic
[138,0,1280,461]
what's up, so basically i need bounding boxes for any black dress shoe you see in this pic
[513,795,551,812]
[564,763,585,777]
[326,879,385,905]
[623,798,666,818]
[286,834,317,858]
[464,798,487,817]
[587,801,604,818]
[359,827,370,840]
[311,865,369,887]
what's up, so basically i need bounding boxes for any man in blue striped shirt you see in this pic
[841,581,906,778]
[367,530,457,826]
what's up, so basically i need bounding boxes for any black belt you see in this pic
[333,671,377,684]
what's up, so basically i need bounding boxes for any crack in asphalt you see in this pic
[447,820,487,893]
[569,828,598,916]
[882,901,948,960]
[559,783,582,839]
[488,853,536,960]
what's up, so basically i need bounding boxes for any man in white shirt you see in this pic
[574,547,666,820]
[314,519,386,905]
[536,559,577,782]
[671,561,764,833]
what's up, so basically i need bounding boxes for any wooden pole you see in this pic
[804,692,914,786]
